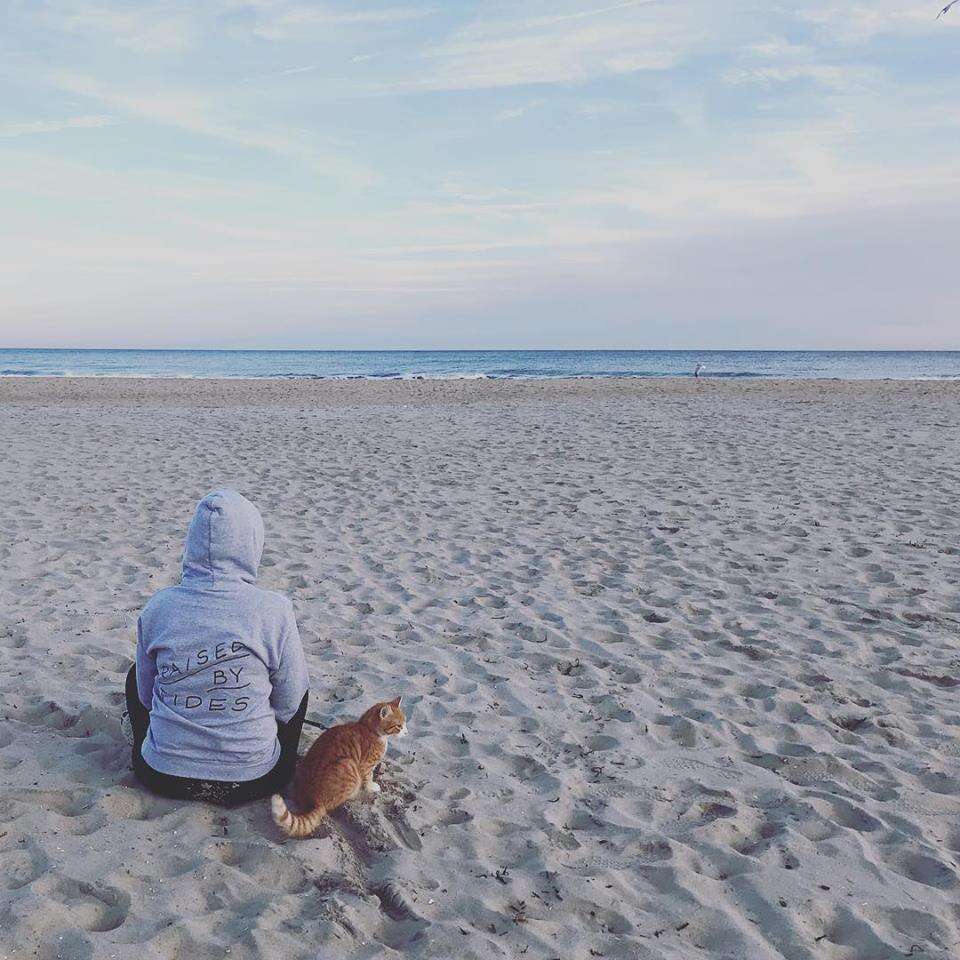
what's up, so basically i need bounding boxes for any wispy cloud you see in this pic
[722,63,880,91]
[41,1,196,53]
[798,3,956,40]
[240,63,323,83]
[379,0,698,92]
[46,71,374,185]
[238,3,437,41]
[495,99,545,121]
[0,115,120,138]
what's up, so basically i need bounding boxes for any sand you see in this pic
[0,376,958,960]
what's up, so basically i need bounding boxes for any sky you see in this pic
[1,0,959,350]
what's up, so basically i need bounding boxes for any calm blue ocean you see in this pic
[0,349,958,381]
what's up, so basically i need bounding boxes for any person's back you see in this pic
[128,489,309,803]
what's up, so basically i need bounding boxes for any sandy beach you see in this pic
[1,376,959,960]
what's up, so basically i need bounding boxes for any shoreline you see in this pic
[1,374,959,407]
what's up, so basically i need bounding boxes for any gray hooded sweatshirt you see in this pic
[136,489,309,781]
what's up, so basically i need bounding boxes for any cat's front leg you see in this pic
[363,775,381,794]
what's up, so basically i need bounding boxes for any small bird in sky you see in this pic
[938,1,958,18]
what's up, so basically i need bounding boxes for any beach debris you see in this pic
[895,668,959,688]
[721,639,769,661]
[830,714,870,732]
[373,881,422,922]
[557,658,581,676]
[508,900,528,923]
[494,866,510,885]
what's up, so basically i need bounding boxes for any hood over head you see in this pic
[181,489,264,587]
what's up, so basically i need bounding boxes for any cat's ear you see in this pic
[391,696,402,708]
[379,705,391,720]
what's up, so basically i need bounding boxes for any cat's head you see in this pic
[366,696,407,738]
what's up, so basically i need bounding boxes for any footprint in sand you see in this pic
[205,840,310,894]
[634,839,673,863]
[3,788,97,820]
[32,876,130,932]
[0,625,28,649]
[98,789,172,822]
[803,792,883,833]
[36,929,94,960]
[0,837,50,890]
[809,904,903,957]
[881,849,958,890]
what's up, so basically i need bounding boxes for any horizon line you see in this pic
[3,346,960,354]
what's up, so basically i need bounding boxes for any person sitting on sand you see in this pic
[123,489,309,806]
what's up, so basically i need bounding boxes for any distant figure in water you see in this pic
[694,362,705,378]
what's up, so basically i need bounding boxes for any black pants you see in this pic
[125,665,308,807]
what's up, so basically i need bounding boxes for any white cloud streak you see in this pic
[41,1,196,53]
[45,71,375,185]
[377,0,698,92]
[0,115,120,137]
[799,3,956,40]
[240,3,437,40]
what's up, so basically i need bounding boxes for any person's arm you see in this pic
[135,617,157,710]
[270,601,310,723]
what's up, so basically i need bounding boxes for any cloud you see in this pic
[0,115,120,137]
[4,131,960,349]
[797,3,954,41]
[722,63,880,91]
[721,22,884,92]
[379,0,699,92]
[495,99,545,121]
[240,63,323,82]
[41,1,196,53]
[3,0,960,348]
[237,3,437,41]
[574,99,620,118]
[46,71,375,186]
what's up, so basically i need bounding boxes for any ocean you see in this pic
[0,349,958,381]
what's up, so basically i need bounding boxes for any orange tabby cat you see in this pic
[271,696,407,838]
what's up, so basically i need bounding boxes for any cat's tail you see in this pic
[271,794,326,838]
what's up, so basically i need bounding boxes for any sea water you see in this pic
[0,349,958,380]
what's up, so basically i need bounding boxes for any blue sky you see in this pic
[1,0,958,349]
